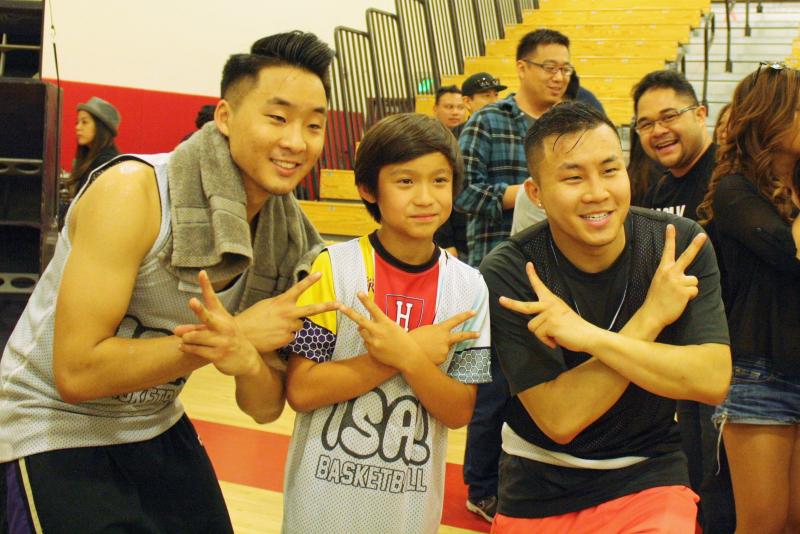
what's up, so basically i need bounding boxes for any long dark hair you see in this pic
[699,64,798,223]
[68,116,118,188]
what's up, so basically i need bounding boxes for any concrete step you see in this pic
[711,2,800,14]
[685,41,793,56]
[683,58,766,76]
[692,27,798,41]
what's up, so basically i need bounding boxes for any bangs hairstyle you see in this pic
[354,113,464,223]
[221,31,334,102]
[699,64,800,223]
[524,101,619,182]
[632,69,699,113]
[516,28,570,61]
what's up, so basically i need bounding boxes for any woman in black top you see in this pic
[699,63,800,534]
[68,97,121,196]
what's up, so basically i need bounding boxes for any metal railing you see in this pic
[724,1,733,72]
[396,0,439,91]
[366,9,416,119]
[701,9,716,107]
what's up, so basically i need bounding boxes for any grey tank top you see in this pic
[0,153,246,461]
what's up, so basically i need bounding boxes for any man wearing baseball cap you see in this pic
[461,72,507,113]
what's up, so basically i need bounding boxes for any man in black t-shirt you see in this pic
[481,102,731,531]
[633,70,735,534]
[633,70,714,221]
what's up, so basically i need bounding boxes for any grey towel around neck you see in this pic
[160,122,325,311]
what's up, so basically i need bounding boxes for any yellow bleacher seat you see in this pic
[319,169,361,201]
[522,8,702,27]
[485,38,681,60]
[298,200,378,237]
[504,23,692,43]
[536,0,709,10]
[463,55,667,78]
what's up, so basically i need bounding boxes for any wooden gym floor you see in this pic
[182,366,491,534]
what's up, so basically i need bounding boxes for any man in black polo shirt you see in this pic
[481,102,731,531]
[633,70,735,534]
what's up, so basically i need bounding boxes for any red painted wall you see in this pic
[45,79,217,171]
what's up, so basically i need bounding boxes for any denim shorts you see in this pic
[712,357,800,426]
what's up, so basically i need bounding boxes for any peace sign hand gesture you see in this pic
[339,292,426,371]
[499,262,598,353]
[409,310,480,366]
[234,272,340,354]
[641,224,707,328]
[175,271,262,377]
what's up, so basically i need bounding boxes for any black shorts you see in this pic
[2,415,233,534]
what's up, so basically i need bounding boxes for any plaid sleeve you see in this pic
[456,112,507,225]
[282,251,338,363]
[447,277,491,384]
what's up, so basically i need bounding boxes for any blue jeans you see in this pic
[713,357,800,425]
[463,349,510,502]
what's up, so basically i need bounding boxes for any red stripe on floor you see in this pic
[193,419,491,532]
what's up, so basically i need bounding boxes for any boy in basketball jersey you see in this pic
[281,113,492,534]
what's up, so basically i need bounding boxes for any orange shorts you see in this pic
[491,485,699,534]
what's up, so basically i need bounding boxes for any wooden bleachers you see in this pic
[464,55,669,78]
[298,169,377,239]
[535,0,708,9]
[520,8,703,27]
[503,23,693,44]
[484,38,683,59]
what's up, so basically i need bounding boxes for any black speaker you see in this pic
[0,79,60,293]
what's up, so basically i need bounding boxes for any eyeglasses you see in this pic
[521,59,575,77]
[751,61,787,89]
[634,105,699,134]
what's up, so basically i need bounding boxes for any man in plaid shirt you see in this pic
[457,28,576,522]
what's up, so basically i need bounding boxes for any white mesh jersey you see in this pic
[282,236,491,534]
[0,153,246,462]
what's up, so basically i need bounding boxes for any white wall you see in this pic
[43,0,397,95]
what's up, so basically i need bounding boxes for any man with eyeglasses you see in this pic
[634,70,715,221]
[632,69,735,534]
[457,28,597,523]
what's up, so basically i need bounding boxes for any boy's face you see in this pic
[216,65,327,201]
[359,152,454,252]
[527,124,630,271]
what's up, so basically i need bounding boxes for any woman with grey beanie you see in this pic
[67,96,121,196]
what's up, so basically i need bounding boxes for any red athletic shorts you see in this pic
[491,485,699,534]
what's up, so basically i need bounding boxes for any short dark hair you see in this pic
[435,85,461,105]
[632,70,699,113]
[221,31,334,102]
[354,113,464,223]
[516,29,570,61]
[524,101,619,182]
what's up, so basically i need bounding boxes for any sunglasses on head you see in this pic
[751,61,788,89]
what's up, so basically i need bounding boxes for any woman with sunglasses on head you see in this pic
[699,63,800,534]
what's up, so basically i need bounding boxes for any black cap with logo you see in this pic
[461,72,507,96]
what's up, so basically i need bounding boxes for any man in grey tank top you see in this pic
[0,32,338,533]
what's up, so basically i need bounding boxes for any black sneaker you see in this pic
[466,496,497,523]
